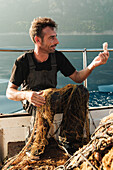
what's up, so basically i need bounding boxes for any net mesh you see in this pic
[61,113,113,170]
[2,84,89,170]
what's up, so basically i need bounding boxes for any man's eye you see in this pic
[50,36,55,40]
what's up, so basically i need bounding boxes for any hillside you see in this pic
[0,0,113,34]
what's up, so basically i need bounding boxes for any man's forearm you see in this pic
[76,66,93,83]
[69,64,95,84]
[6,87,26,101]
[6,82,46,107]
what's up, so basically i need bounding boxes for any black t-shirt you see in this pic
[10,50,76,87]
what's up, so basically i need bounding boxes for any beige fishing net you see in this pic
[2,84,89,170]
[60,113,113,170]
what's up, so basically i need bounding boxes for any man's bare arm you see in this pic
[69,42,109,83]
[6,82,46,107]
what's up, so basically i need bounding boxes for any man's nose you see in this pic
[56,38,59,44]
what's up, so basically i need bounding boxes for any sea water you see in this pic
[0,33,113,113]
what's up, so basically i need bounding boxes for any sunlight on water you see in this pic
[89,91,113,107]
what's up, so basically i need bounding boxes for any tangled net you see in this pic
[2,84,89,170]
[58,113,113,170]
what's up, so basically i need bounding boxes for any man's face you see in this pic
[39,26,59,53]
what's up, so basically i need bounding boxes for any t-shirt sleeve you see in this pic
[9,55,28,86]
[9,61,23,86]
[56,51,76,77]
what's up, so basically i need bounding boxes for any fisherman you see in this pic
[6,17,109,155]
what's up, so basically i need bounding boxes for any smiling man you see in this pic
[6,17,109,155]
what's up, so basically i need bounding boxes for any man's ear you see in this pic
[34,36,41,43]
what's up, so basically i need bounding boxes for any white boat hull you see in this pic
[0,106,113,161]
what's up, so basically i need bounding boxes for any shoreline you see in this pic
[1,31,113,36]
[58,31,113,35]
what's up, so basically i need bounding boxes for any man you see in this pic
[6,17,109,154]
[6,17,109,108]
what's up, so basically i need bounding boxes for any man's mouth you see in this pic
[51,44,57,49]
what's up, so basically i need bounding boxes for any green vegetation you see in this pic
[0,0,113,34]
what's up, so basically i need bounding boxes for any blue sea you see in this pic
[0,33,113,113]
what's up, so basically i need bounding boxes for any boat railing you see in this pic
[0,47,113,87]
[0,47,113,116]
[59,48,113,87]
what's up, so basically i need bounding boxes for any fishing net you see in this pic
[59,113,113,170]
[2,84,89,170]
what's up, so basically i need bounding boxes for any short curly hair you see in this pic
[29,17,57,43]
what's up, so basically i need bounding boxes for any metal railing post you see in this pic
[83,48,87,88]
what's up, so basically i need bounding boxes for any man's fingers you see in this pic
[99,52,109,63]
[27,91,46,107]
[34,93,46,103]
[32,101,45,107]
[31,97,45,107]
[37,91,43,95]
